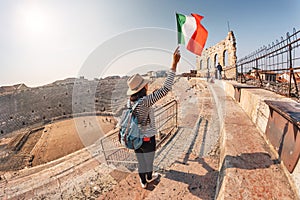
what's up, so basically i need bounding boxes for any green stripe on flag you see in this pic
[176,13,186,44]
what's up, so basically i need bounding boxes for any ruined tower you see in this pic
[196,31,237,79]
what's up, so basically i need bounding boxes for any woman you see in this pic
[126,47,181,189]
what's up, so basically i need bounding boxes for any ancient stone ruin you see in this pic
[0,77,128,171]
[196,31,237,79]
[0,77,128,135]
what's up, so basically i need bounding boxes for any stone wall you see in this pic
[224,81,300,196]
[0,78,128,135]
[196,31,237,79]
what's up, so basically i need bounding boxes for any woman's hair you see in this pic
[130,87,147,101]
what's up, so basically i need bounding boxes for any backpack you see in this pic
[118,100,143,150]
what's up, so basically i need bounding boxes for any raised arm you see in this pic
[142,47,181,106]
[171,46,181,72]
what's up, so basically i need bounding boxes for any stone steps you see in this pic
[2,148,117,199]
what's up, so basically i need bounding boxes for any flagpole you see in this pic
[227,21,230,32]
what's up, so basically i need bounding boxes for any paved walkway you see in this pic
[99,78,299,200]
[210,80,298,200]
[100,78,221,199]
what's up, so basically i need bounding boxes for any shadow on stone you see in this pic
[167,152,277,199]
[223,152,277,170]
[215,152,279,199]
[165,157,218,199]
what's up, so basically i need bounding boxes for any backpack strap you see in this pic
[123,99,141,146]
[130,98,141,111]
[131,100,140,111]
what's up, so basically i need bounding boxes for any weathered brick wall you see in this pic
[224,66,236,80]
[196,31,237,79]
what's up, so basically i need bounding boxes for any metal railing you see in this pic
[236,28,300,99]
[98,99,178,170]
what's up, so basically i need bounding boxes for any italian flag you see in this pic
[176,13,208,56]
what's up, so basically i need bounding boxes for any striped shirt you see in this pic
[127,70,175,137]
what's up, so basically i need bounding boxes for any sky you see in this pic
[0,0,299,87]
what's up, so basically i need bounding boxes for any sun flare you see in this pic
[16,3,51,36]
[24,8,47,34]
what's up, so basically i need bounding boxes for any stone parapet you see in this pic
[217,81,300,199]
[239,88,293,133]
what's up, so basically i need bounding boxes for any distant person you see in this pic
[217,63,223,80]
[126,47,181,189]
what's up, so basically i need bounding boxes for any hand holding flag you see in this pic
[176,13,208,56]
[171,46,181,72]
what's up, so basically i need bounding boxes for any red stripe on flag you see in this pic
[186,13,208,56]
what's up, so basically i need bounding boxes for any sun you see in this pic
[16,3,51,36]
[24,7,47,34]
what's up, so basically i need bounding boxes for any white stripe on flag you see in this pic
[182,16,196,44]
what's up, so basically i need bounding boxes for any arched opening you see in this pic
[207,57,211,69]
[207,57,211,78]
[214,54,218,78]
[223,50,229,67]
[214,54,218,67]
[200,60,203,70]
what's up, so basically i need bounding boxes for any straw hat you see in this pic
[127,74,150,95]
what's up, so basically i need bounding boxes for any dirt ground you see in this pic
[31,116,117,166]
[0,116,117,170]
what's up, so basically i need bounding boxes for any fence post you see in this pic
[100,139,108,165]
[288,43,299,97]
[255,59,263,86]
[240,64,243,83]
[235,64,238,81]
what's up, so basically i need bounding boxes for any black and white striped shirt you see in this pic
[128,70,175,137]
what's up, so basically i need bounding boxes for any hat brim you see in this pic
[127,79,150,96]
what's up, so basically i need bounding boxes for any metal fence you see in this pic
[236,28,300,99]
[98,99,178,170]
